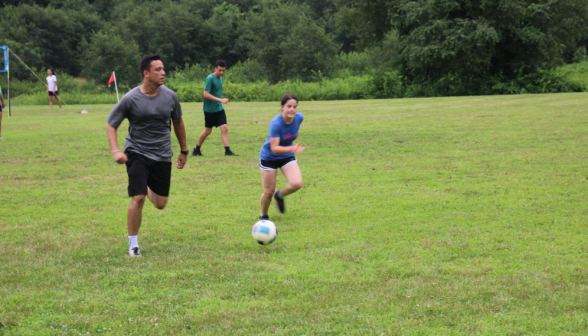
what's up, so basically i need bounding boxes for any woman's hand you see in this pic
[292,142,305,154]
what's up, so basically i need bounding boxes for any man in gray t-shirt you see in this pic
[107,54,189,257]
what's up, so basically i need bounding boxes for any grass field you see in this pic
[1,94,587,335]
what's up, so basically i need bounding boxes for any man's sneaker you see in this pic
[274,190,285,214]
[191,148,202,156]
[259,215,270,221]
[0,137,4,141]
[225,150,238,156]
[128,247,142,257]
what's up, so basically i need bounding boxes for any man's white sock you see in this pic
[128,235,139,249]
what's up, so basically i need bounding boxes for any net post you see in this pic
[7,47,10,117]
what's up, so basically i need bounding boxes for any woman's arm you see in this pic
[269,137,304,154]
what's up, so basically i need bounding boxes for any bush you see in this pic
[557,60,588,89]
[491,67,585,95]
[166,74,375,102]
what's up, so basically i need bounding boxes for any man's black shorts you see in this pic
[125,151,172,197]
[259,156,297,171]
[204,110,227,128]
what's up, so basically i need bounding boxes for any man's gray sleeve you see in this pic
[107,99,128,128]
[171,95,183,120]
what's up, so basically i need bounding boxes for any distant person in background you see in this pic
[191,60,238,156]
[46,68,62,110]
[0,84,5,141]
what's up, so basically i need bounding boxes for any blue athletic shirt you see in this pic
[259,112,304,161]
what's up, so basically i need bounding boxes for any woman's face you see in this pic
[281,99,298,119]
[47,69,52,75]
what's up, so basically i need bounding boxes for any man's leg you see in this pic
[221,124,237,156]
[220,124,229,147]
[125,152,151,256]
[127,194,145,256]
[147,187,168,209]
[193,127,212,156]
[198,127,213,146]
[128,195,146,236]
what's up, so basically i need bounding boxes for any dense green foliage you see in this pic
[10,60,587,105]
[2,0,588,97]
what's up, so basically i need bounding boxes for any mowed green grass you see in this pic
[1,94,587,335]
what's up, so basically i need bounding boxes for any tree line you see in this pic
[2,0,588,97]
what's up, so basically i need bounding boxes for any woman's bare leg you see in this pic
[260,169,277,216]
[279,162,302,197]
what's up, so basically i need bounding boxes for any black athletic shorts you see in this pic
[48,90,59,96]
[125,151,172,197]
[204,110,227,128]
[259,156,297,171]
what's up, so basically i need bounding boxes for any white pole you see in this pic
[113,71,119,102]
[7,47,10,117]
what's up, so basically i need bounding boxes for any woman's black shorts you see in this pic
[259,156,297,171]
[125,151,172,197]
[204,110,227,128]
[48,90,59,96]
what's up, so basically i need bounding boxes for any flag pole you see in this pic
[113,71,119,102]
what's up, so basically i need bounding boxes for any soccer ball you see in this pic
[252,220,278,245]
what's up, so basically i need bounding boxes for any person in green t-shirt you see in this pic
[0,85,5,141]
[191,60,238,156]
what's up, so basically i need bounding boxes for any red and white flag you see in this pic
[108,71,120,102]
[108,72,115,87]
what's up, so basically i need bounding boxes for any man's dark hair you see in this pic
[140,54,162,76]
[215,60,226,68]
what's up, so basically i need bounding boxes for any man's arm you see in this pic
[172,119,188,169]
[0,96,4,109]
[107,124,128,164]
[203,90,228,104]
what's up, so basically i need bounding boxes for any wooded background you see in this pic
[2,0,588,98]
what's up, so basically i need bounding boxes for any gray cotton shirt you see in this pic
[107,85,182,162]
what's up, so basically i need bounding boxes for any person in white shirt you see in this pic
[46,68,62,110]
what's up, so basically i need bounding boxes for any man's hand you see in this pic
[176,153,187,169]
[292,142,305,154]
[113,151,128,164]
[221,98,229,104]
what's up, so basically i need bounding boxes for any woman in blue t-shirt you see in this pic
[258,94,305,220]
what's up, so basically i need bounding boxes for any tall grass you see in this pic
[12,92,120,106]
[168,76,376,102]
